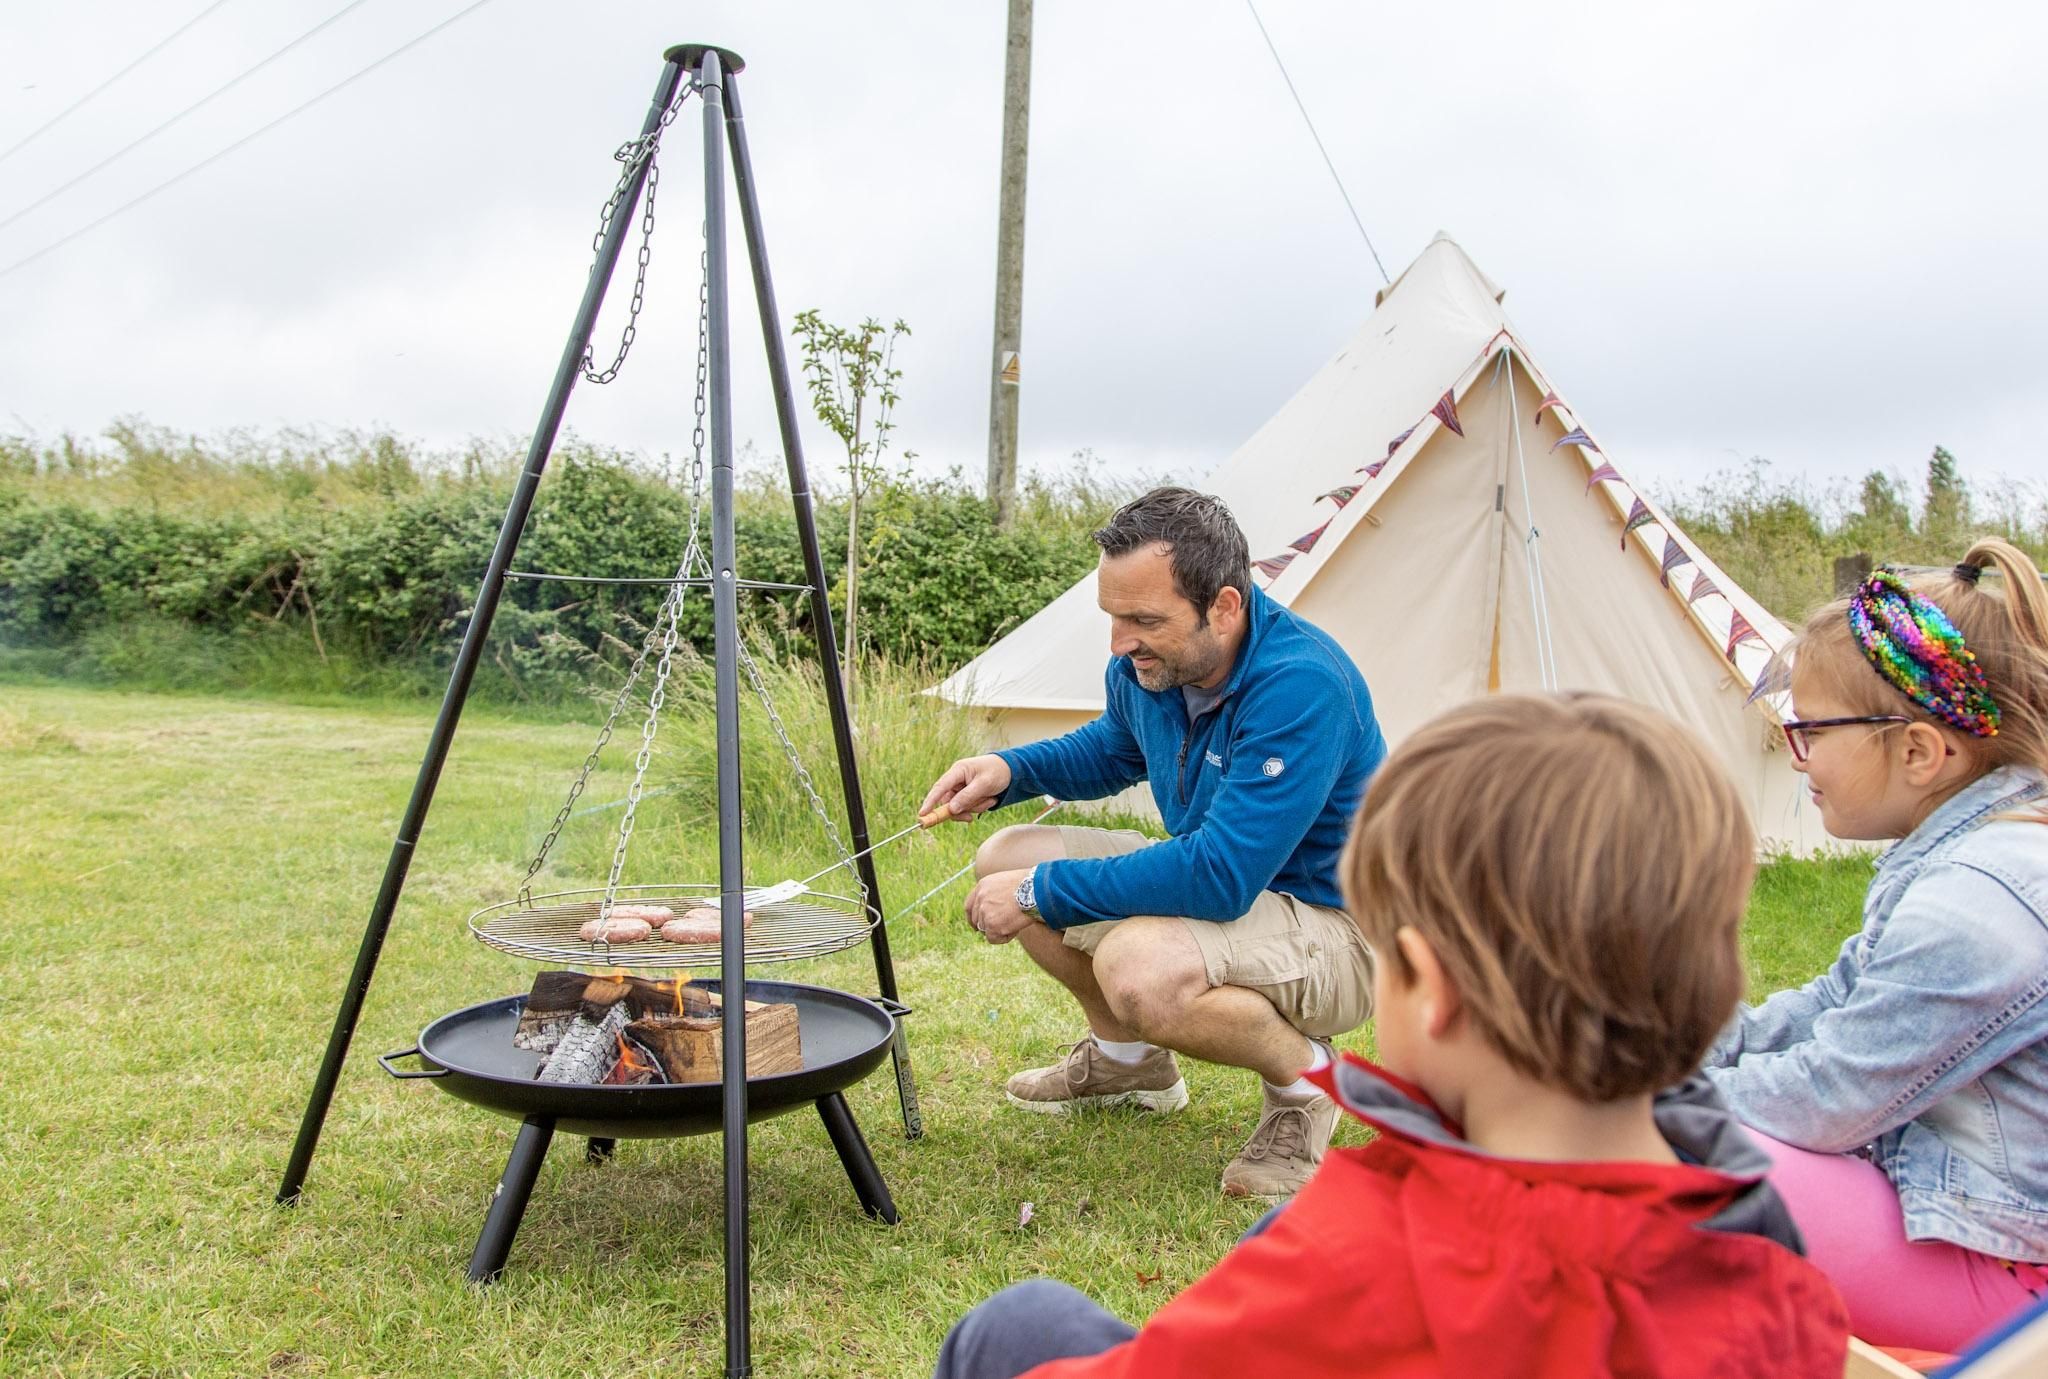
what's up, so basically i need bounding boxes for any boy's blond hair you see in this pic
[1342,693,1753,1103]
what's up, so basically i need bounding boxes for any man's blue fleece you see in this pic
[993,584,1386,928]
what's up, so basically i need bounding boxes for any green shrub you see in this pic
[0,427,1121,698]
[853,476,1101,665]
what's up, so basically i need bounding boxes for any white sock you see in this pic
[1092,1035,1156,1064]
[1265,1042,1333,1103]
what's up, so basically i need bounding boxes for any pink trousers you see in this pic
[1746,1128,2048,1352]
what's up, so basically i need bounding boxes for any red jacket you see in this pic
[1023,1057,1849,1379]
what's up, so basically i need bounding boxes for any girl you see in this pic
[1705,536,2048,1352]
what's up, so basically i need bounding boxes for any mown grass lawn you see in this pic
[0,682,1870,1378]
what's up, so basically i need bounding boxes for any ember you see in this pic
[602,1033,662,1086]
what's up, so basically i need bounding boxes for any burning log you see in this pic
[626,997,802,1083]
[620,975,719,1021]
[522,972,738,1083]
[518,972,719,1056]
[535,976,633,1084]
[514,971,596,1052]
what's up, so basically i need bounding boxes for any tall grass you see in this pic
[0,418,508,514]
[1663,456,2048,622]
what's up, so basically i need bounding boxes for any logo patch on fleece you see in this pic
[1204,750,1223,768]
[1262,757,1285,778]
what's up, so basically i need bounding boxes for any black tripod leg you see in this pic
[883,1025,923,1143]
[468,1115,556,1284]
[272,52,691,1209]
[816,1092,898,1224]
[722,70,924,1143]
[584,1137,616,1165]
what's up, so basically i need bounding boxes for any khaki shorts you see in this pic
[1050,825,1375,1039]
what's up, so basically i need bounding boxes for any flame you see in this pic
[667,976,686,1015]
[603,1032,659,1085]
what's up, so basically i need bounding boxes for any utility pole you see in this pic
[985,0,1031,526]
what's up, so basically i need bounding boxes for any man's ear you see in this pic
[1898,720,1954,786]
[1394,926,1461,1038]
[1209,584,1245,630]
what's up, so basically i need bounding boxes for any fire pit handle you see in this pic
[873,995,914,1021]
[377,1046,447,1079]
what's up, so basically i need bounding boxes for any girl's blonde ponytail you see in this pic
[1963,538,2048,654]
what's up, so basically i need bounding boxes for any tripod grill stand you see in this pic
[275,44,920,1378]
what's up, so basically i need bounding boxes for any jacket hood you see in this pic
[1311,1054,1807,1254]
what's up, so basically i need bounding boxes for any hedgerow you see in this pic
[0,427,1121,695]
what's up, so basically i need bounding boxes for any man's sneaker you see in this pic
[1005,1038,1189,1114]
[1220,1081,1339,1199]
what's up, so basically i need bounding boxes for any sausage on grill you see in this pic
[607,903,675,924]
[578,916,654,944]
[660,907,757,944]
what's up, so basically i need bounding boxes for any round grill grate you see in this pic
[468,883,872,970]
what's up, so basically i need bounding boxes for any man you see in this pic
[920,486,1386,1198]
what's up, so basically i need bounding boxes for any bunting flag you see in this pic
[1429,389,1464,437]
[1584,462,1623,492]
[1688,571,1721,604]
[1360,459,1388,481]
[1252,551,1296,580]
[1620,496,1655,549]
[1726,609,1764,659]
[1550,427,1600,454]
[1385,425,1416,457]
[1659,535,1689,588]
[1289,521,1331,554]
[1534,391,1564,422]
[1318,485,1359,508]
[1746,652,1793,706]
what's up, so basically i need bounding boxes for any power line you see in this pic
[0,0,238,169]
[1242,0,1389,285]
[0,0,498,283]
[0,0,378,235]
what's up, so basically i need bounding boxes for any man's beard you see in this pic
[1133,632,1224,691]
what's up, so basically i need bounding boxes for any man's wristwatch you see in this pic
[1014,866,1039,917]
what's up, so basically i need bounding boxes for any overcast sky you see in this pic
[3,1,2045,512]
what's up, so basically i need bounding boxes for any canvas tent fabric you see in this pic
[933,232,1828,854]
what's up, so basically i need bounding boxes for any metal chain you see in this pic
[686,237,710,555]
[521,170,864,919]
[520,219,714,914]
[738,643,858,873]
[694,225,854,879]
[599,587,688,919]
[514,564,690,905]
[580,81,697,386]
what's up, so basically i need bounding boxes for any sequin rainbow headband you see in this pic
[1846,568,2000,737]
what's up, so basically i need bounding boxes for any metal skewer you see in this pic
[794,794,1063,890]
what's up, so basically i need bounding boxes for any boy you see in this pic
[933,694,1850,1379]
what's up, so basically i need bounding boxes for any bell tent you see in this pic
[933,232,1824,854]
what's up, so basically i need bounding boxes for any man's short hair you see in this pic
[1341,693,1753,1103]
[1092,487,1251,617]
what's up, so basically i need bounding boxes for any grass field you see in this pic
[0,681,1872,1377]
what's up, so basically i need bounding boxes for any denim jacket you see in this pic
[1703,765,2048,1261]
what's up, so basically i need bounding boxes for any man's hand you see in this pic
[920,753,1013,825]
[965,867,1037,944]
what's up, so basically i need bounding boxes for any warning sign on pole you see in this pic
[999,351,1020,386]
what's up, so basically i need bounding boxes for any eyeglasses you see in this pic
[1780,715,1953,763]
